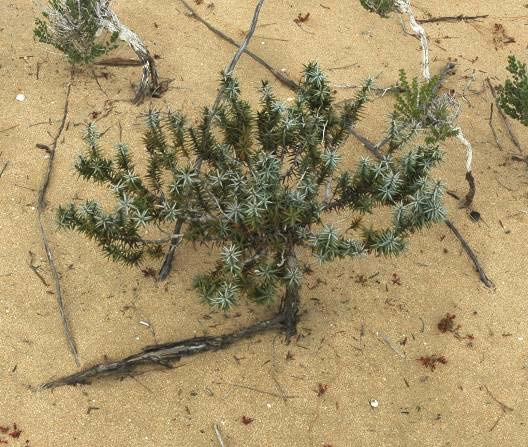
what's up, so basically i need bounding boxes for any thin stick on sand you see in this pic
[36,78,80,366]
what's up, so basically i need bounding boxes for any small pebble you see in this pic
[369,399,379,409]
[16,94,26,102]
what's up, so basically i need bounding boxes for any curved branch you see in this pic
[96,1,160,104]
[41,277,301,389]
[41,315,283,389]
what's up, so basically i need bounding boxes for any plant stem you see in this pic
[158,0,266,280]
[280,251,300,338]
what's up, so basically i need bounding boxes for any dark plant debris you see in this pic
[294,12,310,24]
[437,313,475,346]
[241,416,254,425]
[418,355,448,371]
[317,383,329,397]
[438,313,459,333]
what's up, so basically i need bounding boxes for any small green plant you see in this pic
[359,0,396,17]
[46,63,457,387]
[34,0,119,65]
[497,55,528,126]
[387,69,460,151]
[34,0,160,103]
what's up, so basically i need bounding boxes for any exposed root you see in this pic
[42,282,300,389]
[41,316,283,389]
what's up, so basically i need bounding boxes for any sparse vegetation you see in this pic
[34,0,160,103]
[359,0,396,17]
[497,55,528,126]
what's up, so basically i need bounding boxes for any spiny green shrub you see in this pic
[359,0,397,17]
[58,63,450,312]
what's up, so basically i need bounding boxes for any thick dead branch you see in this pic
[41,278,300,389]
[42,316,282,389]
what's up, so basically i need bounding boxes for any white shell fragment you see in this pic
[15,94,26,102]
[369,399,379,409]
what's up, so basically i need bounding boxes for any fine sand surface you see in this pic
[1,1,528,445]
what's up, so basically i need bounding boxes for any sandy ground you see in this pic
[1,0,528,445]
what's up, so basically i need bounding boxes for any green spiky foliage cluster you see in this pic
[59,63,449,310]
[497,56,528,127]
[386,70,460,152]
[359,0,396,17]
[34,0,119,65]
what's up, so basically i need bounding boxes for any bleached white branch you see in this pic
[38,0,159,104]
[95,1,159,103]
[396,0,473,185]
[396,0,430,80]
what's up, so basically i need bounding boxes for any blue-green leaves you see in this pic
[310,225,365,262]
[58,63,447,311]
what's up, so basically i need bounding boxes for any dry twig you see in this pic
[0,124,19,133]
[417,14,489,24]
[488,103,504,151]
[486,78,524,159]
[178,0,298,90]
[36,79,80,365]
[483,384,513,431]
[445,220,494,288]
